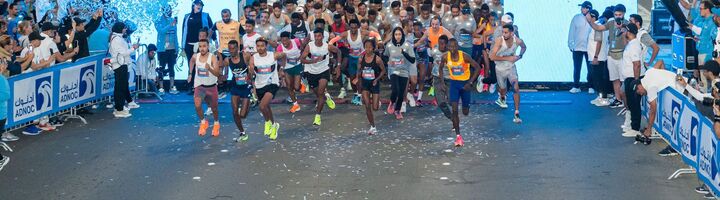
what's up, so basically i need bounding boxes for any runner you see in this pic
[330,19,366,105]
[408,20,428,107]
[301,29,343,126]
[385,27,416,120]
[187,39,223,137]
[431,35,451,119]
[225,40,252,142]
[248,38,287,140]
[438,38,482,147]
[356,39,386,135]
[241,19,262,54]
[489,24,526,123]
[330,14,351,100]
[277,32,305,113]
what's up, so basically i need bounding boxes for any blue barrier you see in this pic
[5,54,136,128]
[653,88,720,194]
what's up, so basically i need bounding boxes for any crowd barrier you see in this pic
[646,87,720,194]
[5,54,136,128]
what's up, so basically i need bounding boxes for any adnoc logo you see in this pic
[79,65,95,97]
[35,76,52,110]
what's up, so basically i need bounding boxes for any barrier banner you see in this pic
[5,54,136,127]
[678,103,700,167]
[658,89,685,151]
[698,117,720,194]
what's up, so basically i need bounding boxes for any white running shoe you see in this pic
[0,156,9,172]
[127,102,140,109]
[569,88,581,93]
[169,86,179,94]
[368,126,377,135]
[113,110,132,118]
[595,98,611,107]
[495,98,508,108]
[407,93,417,107]
[622,129,640,138]
[338,88,347,99]
[205,108,213,116]
[489,84,496,94]
[590,96,601,105]
[106,104,114,109]
[400,102,407,113]
[588,88,595,94]
[158,88,165,94]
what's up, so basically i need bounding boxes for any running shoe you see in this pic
[212,122,220,137]
[386,102,395,114]
[495,98,508,108]
[595,98,611,107]
[290,102,301,113]
[569,87,580,93]
[429,98,438,106]
[22,125,42,136]
[622,129,640,138]
[400,102,407,113]
[313,114,322,126]
[198,120,209,136]
[300,82,308,93]
[588,88,595,94]
[428,86,435,96]
[407,93,417,107]
[338,88,347,99]
[264,121,272,136]
[634,134,652,145]
[219,92,228,100]
[489,84,496,94]
[609,100,624,108]
[325,93,336,109]
[704,192,715,199]
[127,102,140,109]
[658,145,679,157]
[0,156,9,172]
[368,126,377,135]
[351,95,360,105]
[454,135,464,147]
[696,185,711,194]
[235,132,249,142]
[38,123,56,131]
[1,133,19,142]
[269,123,279,140]
[205,108,213,116]
[285,96,293,103]
[169,86,179,94]
[513,111,522,124]
[395,111,403,120]
[476,80,483,93]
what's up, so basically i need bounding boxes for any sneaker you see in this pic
[590,95,601,104]
[428,86,435,96]
[235,132,249,142]
[609,100,624,108]
[454,135,464,147]
[49,119,64,127]
[313,114,322,126]
[634,134,652,145]
[622,129,640,138]
[569,87,580,93]
[219,92,228,100]
[513,111,522,124]
[159,88,166,95]
[368,126,377,135]
[127,102,140,109]
[290,102,301,113]
[1,133,19,142]
[489,84,496,94]
[476,80,483,93]
[212,122,220,137]
[400,102,407,113]
[264,121,272,136]
[300,83,308,94]
[169,86,179,94]
[704,192,715,199]
[106,104,114,109]
[205,108,213,116]
[395,111,404,120]
[588,88,595,94]
[0,156,9,172]
[658,145,679,157]
[595,98,611,107]
[407,93,417,107]
[198,120,209,136]
[338,88,347,99]
[286,96,293,104]
[38,123,56,131]
[351,95,361,105]
[269,123,279,140]
[325,93,336,109]
[113,110,132,118]
[495,98,508,108]
[696,185,711,194]
[386,103,395,114]
[22,125,42,136]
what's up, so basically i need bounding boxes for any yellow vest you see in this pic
[215,21,242,51]
[446,51,470,81]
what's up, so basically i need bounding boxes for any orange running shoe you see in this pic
[290,103,301,113]
[198,120,209,136]
[212,122,220,137]
[300,83,307,94]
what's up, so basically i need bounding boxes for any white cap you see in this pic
[501,14,513,24]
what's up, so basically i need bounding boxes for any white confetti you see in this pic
[442,162,450,166]
[208,162,216,166]
[193,176,201,180]
[440,177,448,180]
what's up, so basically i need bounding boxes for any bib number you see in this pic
[234,73,248,85]
[362,68,375,80]
[197,67,209,77]
[390,57,404,66]
[451,65,464,76]
[350,47,363,57]
[257,65,273,74]
[287,57,299,65]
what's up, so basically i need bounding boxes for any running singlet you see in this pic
[347,29,364,58]
[331,23,348,48]
[229,56,249,86]
[361,54,381,80]
[194,53,218,88]
[269,13,288,30]
[305,42,330,74]
[242,32,262,54]
[277,38,303,68]
[253,52,279,88]
[446,51,470,81]
[291,22,310,40]
[495,36,519,69]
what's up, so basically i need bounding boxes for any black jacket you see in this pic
[72,17,101,61]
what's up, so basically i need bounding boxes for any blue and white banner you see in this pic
[678,105,700,166]
[697,117,720,194]
[658,89,685,150]
[5,54,136,127]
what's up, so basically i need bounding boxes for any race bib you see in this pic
[362,67,375,80]
[451,65,464,76]
[234,73,248,85]
[287,57,299,65]
[390,57,404,66]
[460,33,472,41]
[350,47,363,57]
[197,67,209,77]
[257,65,273,74]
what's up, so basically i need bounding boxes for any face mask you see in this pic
[615,17,623,25]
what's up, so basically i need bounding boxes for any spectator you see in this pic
[136,44,158,92]
[155,6,179,94]
[689,1,717,91]
[19,31,51,73]
[6,2,23,38]
[0,57,9,171]
[108,22,140,118]
[587,10,611,107]
[16,20,32,48]
[72,9,103,61]
[182,0,214,76]
[620,23,643,138]
[38,22,76,64]
[0,0,8,17]
[568,1,592,94]
[0,35,30,77]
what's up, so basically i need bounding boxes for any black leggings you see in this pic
[390,74,409,111]
[113,65,132,111]
[624,78,641,131]
[590,61,609,98]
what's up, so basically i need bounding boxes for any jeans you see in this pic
[572,51,589,88]
[114,65,133,111]
[390,74,408,111]
[590,61,609,98]
[624,78,641,131]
